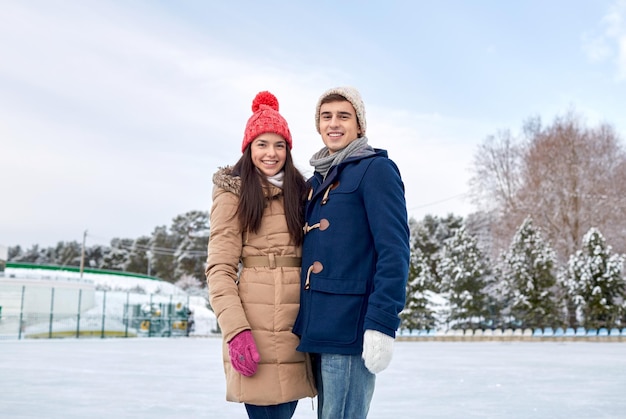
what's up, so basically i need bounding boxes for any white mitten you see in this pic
[362,329,394,374]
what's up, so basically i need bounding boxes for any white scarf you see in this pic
[266,170,284,189]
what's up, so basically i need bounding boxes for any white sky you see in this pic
[1,0,626,248]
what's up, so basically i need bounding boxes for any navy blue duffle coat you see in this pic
[293,148,410,355]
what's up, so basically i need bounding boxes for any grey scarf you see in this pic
[309,136,375,179]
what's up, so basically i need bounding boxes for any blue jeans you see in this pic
[314,353,376,419]
[244,401,298,419]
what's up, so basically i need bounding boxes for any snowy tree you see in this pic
[401,247,437,331]
[437,226,492,329]
[465,210,496,261]
[412,214,463,291]
[10,244,53,265]
[8,245,22,260]
[100,238,133,271]
[401,215,464,330]
[125,236,151,275]
[171,210,209,282]
[55,241,82,266]
[170,210,210,238]
[85,244,107,268]
[560,228,625,329]
[496,216,559,328]
[149,226,176,282]
[10,240,105,268]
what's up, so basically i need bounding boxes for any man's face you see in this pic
[318,100,362,155]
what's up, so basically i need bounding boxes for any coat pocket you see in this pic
[306,277,367,345]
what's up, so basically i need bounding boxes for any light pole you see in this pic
[79,230,87,278]
[146,250,152,277]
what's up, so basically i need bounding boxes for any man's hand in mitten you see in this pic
[228,330,260,376]
[362,329,394,374]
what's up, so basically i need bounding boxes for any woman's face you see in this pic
[250,132,288,177]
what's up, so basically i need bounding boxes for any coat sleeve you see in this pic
[205,186,249,342]
[361,157,410,338]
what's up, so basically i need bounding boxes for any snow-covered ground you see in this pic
[2,268,626,418]
[1,338,625,418]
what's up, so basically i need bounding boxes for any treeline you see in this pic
[10,208,624,331]
[402,213,625,332]
[8,210,210,284]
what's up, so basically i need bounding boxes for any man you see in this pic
[293,87,410,418]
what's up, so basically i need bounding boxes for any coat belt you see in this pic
[241,255,301,269]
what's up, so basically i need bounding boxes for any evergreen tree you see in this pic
[39,245,57,265]
[561,228,625,329]
[100,238,133,271]
[55,241,82,266]
[11,244,51,264]
[149,226,177,282]
[171,211,210,282]
[85,244,107,269]
[437,226,491,329]
[401,247,437,331]
[125,236,151,275]
[497,216,559,328]
[413,214,463,291]
[8,245,22,260]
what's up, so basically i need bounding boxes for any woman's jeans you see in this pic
[314,353,376,419]
[244,401,298,419]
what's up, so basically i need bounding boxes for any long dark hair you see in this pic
[232,145,307,245]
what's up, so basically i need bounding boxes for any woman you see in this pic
[206,91,316,418]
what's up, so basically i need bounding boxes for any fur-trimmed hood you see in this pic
[212,166,241,196]
[212,165,283,199]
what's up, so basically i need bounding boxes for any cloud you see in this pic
[582,0,626,80]
[618,35,626,80]
[581,33,612,62]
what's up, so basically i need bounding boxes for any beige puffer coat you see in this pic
[205,167,316,405]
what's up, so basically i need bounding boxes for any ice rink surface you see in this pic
[1,337,625,418]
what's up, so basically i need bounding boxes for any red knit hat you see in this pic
[241,91,292,152]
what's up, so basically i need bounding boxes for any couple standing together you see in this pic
[205,87,410,419]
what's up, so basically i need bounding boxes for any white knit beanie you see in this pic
[315,86,366,135]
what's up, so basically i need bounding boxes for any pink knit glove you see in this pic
[228,330,260,377]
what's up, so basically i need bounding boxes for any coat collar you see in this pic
[310,148,388,196]
[213,166,282,199]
